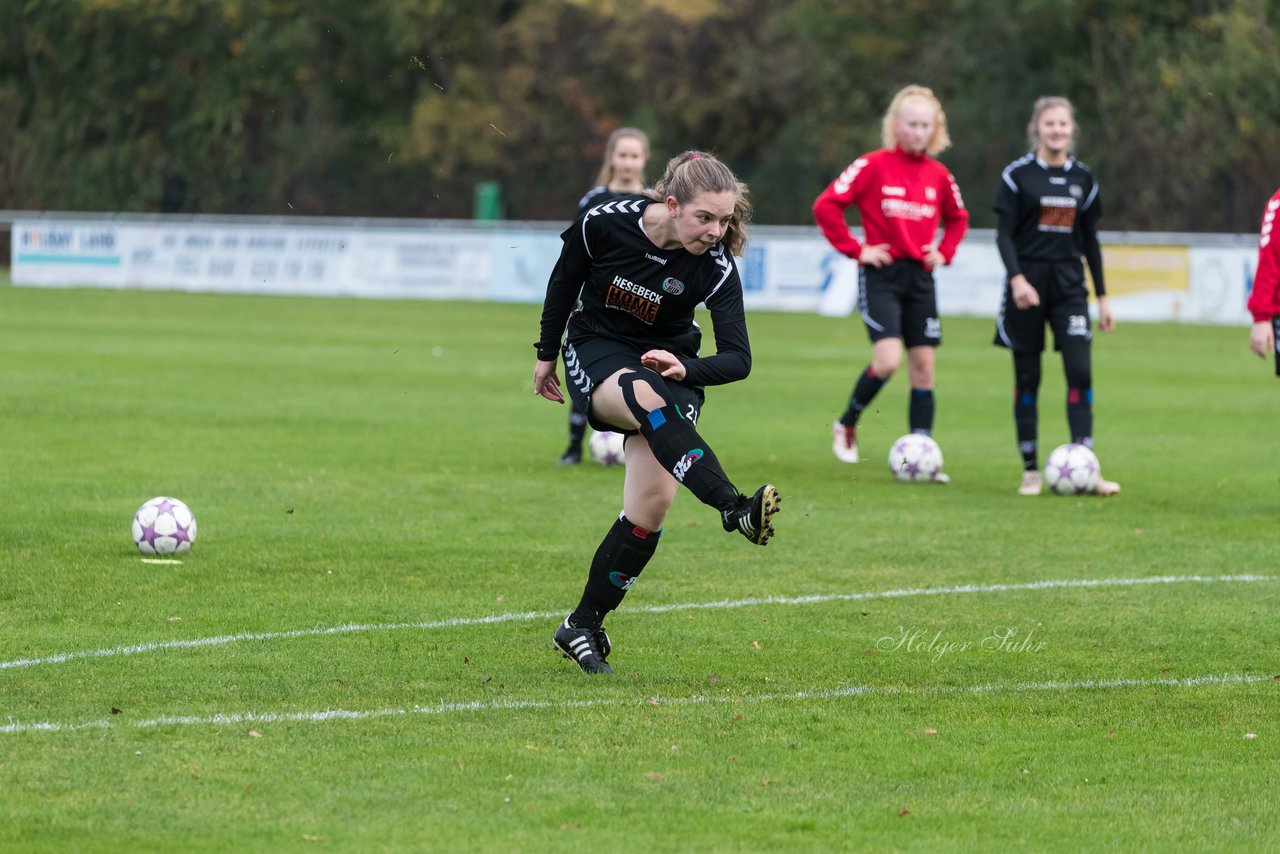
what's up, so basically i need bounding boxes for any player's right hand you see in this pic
[857,244,893,268]
[534,359,565,403]
[1011,275,1040,309]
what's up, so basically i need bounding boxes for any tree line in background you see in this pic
[2,0,1277,231]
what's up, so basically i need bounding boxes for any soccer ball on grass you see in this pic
[588,430,626,467]
[132,496,198,554]
[1044,443,1100,495]
[887,433,943,483]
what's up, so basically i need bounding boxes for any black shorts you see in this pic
[994,259,1091,352]
[562,335,705,435]
[859,260,941,348]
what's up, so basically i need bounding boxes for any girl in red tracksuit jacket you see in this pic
[814,84,969,479]
[1247,187,1280,373]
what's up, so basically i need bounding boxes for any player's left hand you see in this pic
[920,244,945,268]
[1097,296,1116,333]
[640,349,686,381]
[1249,320,1274,358]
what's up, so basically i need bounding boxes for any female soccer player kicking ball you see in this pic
[533,151,780,674]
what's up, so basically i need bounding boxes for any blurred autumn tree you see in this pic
[1,0,1277,229]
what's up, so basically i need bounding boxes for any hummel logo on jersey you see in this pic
[1049,176,1067,185]
[834,158,868,195]
[882,186,906,197]
[591,199,645,215]
[672,448,704,482]
[645,253,668,265]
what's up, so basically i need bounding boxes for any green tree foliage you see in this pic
[2,0,1276,229]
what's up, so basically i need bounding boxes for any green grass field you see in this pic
[1,277,1277,852]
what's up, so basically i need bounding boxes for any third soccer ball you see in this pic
[1044,443,1100,495]
[888,433,943,483]
[132,496,198,555]
[588,430,626,467]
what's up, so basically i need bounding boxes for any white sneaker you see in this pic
[832,421,859,463]
[1018,471,1042,496]
[1093,478,1121,496]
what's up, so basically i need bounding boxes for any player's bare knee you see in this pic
[873,359,900,378]
[616,369,674,425]
[629,379,666,411]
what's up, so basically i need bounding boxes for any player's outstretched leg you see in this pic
[616,371,780,545]
[721,483,781,546]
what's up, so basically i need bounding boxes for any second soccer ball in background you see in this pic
[887,433,943,483]
[588,430,626,466]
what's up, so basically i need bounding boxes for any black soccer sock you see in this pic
[1014,350,1042,471]
[637,404,741,513]
[567,411,588,452]
[1061,338,1093,447]
[840,365,888,426]
[569,514,661,629]
[1067,387,1093,448]
[908,388,935,435]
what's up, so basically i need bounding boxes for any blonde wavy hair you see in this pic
[880,84,952,156]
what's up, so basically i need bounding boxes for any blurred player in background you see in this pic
[1246,186,1280,371]
[814,85,969,479]
[533,151,780,674]
[993,96,1119,496]
[558,127,651,465]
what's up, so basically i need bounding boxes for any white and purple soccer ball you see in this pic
[1044,443,1101,495]
[888,433,944,483]
[132,496,197,555]
[588,430,626,467]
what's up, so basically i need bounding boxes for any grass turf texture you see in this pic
[1,281,1276,851]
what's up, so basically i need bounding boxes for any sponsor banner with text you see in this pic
[11,219,1259,325]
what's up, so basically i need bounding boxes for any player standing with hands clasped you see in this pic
[533,151,780,675]
[1246,187,1280,371]
[559,127,651,465]
[814,85,969,478]
[993,96,1119,496]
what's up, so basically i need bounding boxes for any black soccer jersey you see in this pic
[537,195,750,388]
[994,154,1106,295]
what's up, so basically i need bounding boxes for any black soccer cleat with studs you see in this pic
[554,620,613,674]
[722,483,781,546]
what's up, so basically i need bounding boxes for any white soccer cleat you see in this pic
[832,421,860,463]
[1018,470,1043,496]
[1093,478,1121,496]
[932,471,950,484]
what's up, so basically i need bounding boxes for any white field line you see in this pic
[1,573,1273,672]
[2,672,1273,735]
